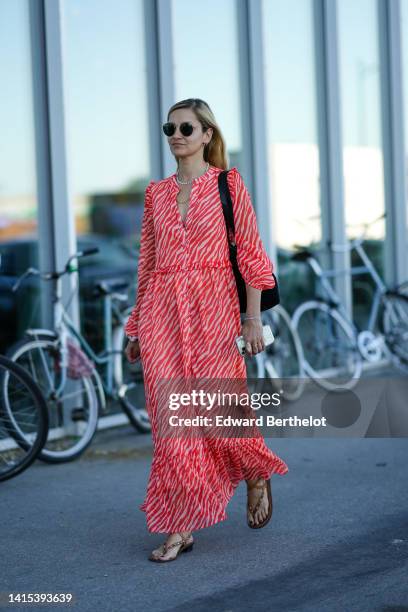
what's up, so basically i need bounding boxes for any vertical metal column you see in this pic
[378,0,407,286]
[154,0,176,179]
[235,0,253,191]
[237,0,276,260]
[29,0,54,329]
[144,0,162,181]
[41,0,79,329]
[314,0,351,313]
[145,0,174,181]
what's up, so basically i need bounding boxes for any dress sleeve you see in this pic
[124,180,156,338]
[226,167,276,291]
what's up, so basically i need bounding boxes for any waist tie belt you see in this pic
[153,260,231,274]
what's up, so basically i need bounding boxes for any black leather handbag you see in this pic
[218,170,280,313]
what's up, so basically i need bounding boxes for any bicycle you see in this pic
[244,304,306,402]
[290,214,408,390]
[0,354,49,481]
[6,248,149,464]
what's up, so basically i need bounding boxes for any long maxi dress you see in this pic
[125,164,289,533]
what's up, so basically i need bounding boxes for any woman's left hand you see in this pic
[242,318,265,356]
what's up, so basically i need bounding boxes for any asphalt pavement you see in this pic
[1,422,408,612]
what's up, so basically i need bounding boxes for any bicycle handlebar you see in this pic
[11,247,100,293]
[326,239,356,253]
[77,247,99,257]
[293,243,327,254]
[292,212,386,260]
[295,237,366,256]
[346,211,386,234]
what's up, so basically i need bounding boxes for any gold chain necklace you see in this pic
[176,189,191,205]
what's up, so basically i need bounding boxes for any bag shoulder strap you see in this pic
[218,170,236,244]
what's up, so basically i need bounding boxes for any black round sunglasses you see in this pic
[162,121,196,137]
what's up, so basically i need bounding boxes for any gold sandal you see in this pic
[247,478,273,529]
[148,534,194,563]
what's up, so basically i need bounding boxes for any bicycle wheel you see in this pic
[0,355,48,481]
[292,301,362,391]
[5,336,98,463]
[262,305,306,401]
[113,317,151,433]
[382,292,408,369]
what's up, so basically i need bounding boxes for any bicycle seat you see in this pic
[291,249,314,262]
[93,279,130,297]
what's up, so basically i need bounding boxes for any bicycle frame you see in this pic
[60,293,126,399]
[308,237,387,334]
[31,270,127,401]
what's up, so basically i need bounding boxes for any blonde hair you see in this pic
[167,98,229,170]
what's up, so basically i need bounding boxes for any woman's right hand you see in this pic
[125,339,141,363]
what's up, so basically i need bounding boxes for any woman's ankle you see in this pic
[167,531,192,539]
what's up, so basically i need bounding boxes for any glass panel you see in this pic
[262,0,320,312]
[337,0,386,329]
[63,0,150,239]
[0,0,38,351]
[172,0,243,170]
[62,0,150,414]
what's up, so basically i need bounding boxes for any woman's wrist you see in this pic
[242,314,261,321]
[127,335,138,342]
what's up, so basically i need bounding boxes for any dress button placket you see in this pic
[184,217,190,315]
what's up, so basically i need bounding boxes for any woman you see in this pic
[124,98,288,562]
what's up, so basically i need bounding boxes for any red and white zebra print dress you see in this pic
[125,164,289,533]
